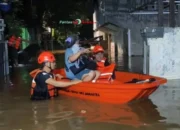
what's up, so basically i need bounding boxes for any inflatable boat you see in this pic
[52,64,167,104]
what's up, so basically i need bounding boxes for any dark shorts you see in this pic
[8,46,18,60]
[75,69,91,80]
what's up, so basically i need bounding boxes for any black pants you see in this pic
[8,46,18,66]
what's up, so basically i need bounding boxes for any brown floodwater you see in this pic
[0,55,180,130]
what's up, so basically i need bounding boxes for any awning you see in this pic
[94,22,120,33]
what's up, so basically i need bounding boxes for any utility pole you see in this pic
[158,0,163,26]
[169,0,175,27]
[178,5,180,26]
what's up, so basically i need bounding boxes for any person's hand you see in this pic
[80,49,91,54]
[71,79,82,84]
[55,74,64,79]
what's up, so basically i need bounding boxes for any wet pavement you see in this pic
[0,54,180,130]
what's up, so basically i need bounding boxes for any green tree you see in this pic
[38,0,95,45]
[2,0,24,37]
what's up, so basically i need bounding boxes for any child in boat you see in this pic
[30,51,82,100]
[92,45,116,79]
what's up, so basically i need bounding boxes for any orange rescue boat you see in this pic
[52,64,167,104]
[30,64,167,104]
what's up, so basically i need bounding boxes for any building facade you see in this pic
[93,0,180,57]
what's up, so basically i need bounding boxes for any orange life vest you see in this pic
[8,36,21,50]
[98,63,116,81]
[30,69,58,99]
[15,37,21,50]
[8,35,16,47]
[96,57,106,69]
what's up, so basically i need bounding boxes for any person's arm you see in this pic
[45,78,82,88]
[68,51,82,62]
[68,49,90,62]
[55,74,64,79]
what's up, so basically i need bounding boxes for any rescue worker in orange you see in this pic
[92,45,115,79]
[30,51,82,100]
[8,35,29,67]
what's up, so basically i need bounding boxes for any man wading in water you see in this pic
[30,51,82,100]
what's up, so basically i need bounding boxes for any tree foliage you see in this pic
[39,0,95,42]
[2,0,24,36]
[2,0,98,41]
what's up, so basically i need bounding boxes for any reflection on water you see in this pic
[0,93,179,130]
[0,54,180,130]
[57,97,165,127]
[0,94,167,130]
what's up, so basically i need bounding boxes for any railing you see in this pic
[0,19,9,82]
[0,41,9,76]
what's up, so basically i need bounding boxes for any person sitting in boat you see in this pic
[30,51,82,100]
[92,45,116,79]
[64,34,100,82]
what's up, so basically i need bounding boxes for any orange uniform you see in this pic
[8,35,16,47]
[15,37,21,50]
[8,35,21,50]
[96,57,107,69]
[93,45,116,79]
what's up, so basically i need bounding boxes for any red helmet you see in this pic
[93,45,104,53]
[38,51,56,64]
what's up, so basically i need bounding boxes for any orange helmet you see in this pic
[93,45,104,53]
[38,51,56,64]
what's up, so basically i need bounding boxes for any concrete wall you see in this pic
[95,0,177,56]
[114,29,124,57]
[147,28,180,79]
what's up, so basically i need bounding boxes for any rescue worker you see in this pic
[8,35,19,67]
[8,35,28,67]
[30,51,82,100]
[92,45,115,79]
[64,34,100,82]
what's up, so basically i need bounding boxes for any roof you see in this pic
[94,22,120,32]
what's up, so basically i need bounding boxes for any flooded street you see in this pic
[0,54,180,130]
